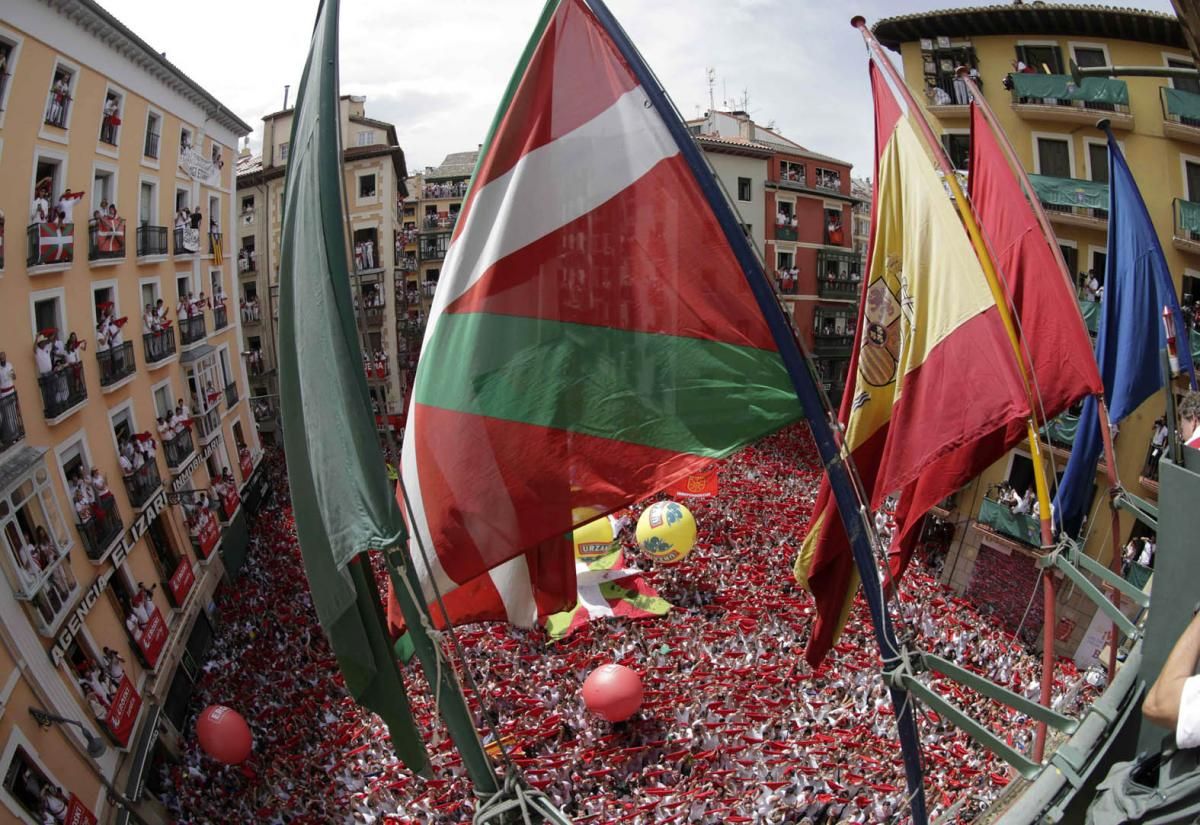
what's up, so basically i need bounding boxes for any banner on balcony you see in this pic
[196,508,221,558]
[65,795,97,825]
[1028,174,1108,210]
[220,487,240,520]
[1008,73,1129,105]
[96,216,125,253]
[178,146,220,187]
[668,466,718,498]
[37,222,74,264]
[105,675,142,747]
[1179,197,1200,235]
[168,558,195,604]
[137,606,168,668]
[179,227,200,254]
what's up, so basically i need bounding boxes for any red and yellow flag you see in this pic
[794,63,1032,666]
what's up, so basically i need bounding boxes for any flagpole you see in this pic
[585,2,929,821]
[852,18,1062,763]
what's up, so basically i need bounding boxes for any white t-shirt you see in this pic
[1176,674,1200,748]
[34,346,53,376]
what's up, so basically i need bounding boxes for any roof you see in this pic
[694,134,775,159]
[874,3,1186,52]
[63,0,252,135]
[426,150,480,181]
[236,153,262,177]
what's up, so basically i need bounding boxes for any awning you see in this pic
[1030,174,1109,210]
[1010,73,1129,105]
[114,702,162,825]
[1164,86,1200,122]
[180,344,216,363]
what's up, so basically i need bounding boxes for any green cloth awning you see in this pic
[1164,86,1200,122]
[1125,562,1153,590]
[1009,73,1129,105]
[1030,175,1109,210]
[1178,198,1200,234]
[1079,299,1101,334]
[978,497,1041,547]
[1042,411,1079,447]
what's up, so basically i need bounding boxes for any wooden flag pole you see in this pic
[852,17,1061,763]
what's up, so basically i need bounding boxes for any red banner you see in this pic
[105,676,141,747]
[239,450,253,480]
[669,466,718,498]
[65,794,97,825]
[169,558,195,604]
[137,607,168,668]
[220,487,240,520]
[196,510,220,558]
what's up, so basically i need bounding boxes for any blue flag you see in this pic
[1054,130,1195,536]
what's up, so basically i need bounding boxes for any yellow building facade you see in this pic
[0,3,262,823]
[875,4,1193,661]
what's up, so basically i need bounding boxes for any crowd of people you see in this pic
[422,181,469,199]
[242,296,263,323]
[168,428,1102,824]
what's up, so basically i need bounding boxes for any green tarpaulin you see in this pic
[276,0,426,772]
[1030,175,1109,210]
[978,497,1041,546]
[1191,328,1200,364]
[1163,86,1200,122]
[1179,199,1200,235]
[1042,412,1079,447]
[1125,562,1153,590]
[1079,299,1101,334]
[1009,73,1129,105]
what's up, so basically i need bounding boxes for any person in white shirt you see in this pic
[55,189,79,224]
[1013,486,1033,515]
[33,340,53,376]
[1145,610,1200,747]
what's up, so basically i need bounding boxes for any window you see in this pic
[1169,57,1200,96]
[0,39,15,113]
[44,64,73,128]
[737,177,751,202]
[99,89,122,145]
[824,208,846,246]
[0,464,73,613]
[180,127,192,154]
[780,161,805,184]
[1090,249,1107,285]
[144,112,161,158]
[1059,244,1079,280]
[208,195,220,232]
[1086,142,1108,184]
[32,155,64,221]
[32,296,63,339]
[1186,160,1200,203]
[92,169,115,218]
[241,195,254,214]
[174,188,189,213]
[814,167,842,191]
[138,181,155,227]
[4,746,69,821]
[1036,137,1071,178]
[921,43,979,106]
[1016,44,1063,74]
[359,174,377,198]
[942,133,970,172]
[153,384,173,419]
[357,130,375,146]
[277,142,289,163]
[1073,46,1107,69]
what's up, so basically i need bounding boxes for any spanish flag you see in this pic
[794,62,1031,666]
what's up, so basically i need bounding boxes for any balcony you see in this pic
[1008,73,1132,129]
[364,305,384,325]
[1041,410,1079,450]
[252,398,276,424]
[44,94,69,129]
[1029,174,1108,230]
[143,327,177,367]
[9,539,70,604]
[422,214,458,231]
[37,366,86,422]
[0,392,26,452]
[87,219,126,263]
[237,250,256,274]
[422,181,470,199]
[1162,86,1200,145]
[247,353,269,377]
[179,315,206,347]
[925,73,977,118]
[775,224,798,242]
[144,130,159,159]
[397,255,418,272]
[77,495,123,561]
[164,430,194,470]
[420,243,448,262]
[1173,198,1200,255]
[212,305,229,331]
[194,404,221,442]
[26,223,74,269]
[365,358,390,382]
[97,342,135,388]
[173,226,201,256]
[136,225,168,258]
[976,496,1041,548]
[123,460,162,510]
[813,332,855,358]
[224,382,238,408]
[818,277,861,301]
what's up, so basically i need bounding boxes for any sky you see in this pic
[97,0,1177,177]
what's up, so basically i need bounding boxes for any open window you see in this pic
[43,63,74,129]
[3,745,72,823]
[99,88,123,146]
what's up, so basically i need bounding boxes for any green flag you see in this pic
[277,0,426,772]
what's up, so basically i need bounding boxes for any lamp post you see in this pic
[27,707,154,825]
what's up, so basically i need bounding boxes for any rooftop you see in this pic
[425,150,480,181]
[874,3,1185,52]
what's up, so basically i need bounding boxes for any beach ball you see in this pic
[196,705,253,765]
[582,664,643,722]
[635,501,696,564]
[572,510,616,561]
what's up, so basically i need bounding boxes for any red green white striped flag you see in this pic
[394,0,800,627]
[545,548,670,640]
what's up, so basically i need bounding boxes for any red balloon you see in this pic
[582,664,643,722]
[196,705,253,765]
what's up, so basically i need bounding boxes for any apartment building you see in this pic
[0,3,265,823]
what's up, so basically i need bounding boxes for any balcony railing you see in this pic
[398,255,418,271]
[123,460,162,509]
[364,305,384,325]
[0,392,25,452]
[173,226,201,256]
[44,94,70,128]
[1008,73,1130,116]
[27,223,74,267]
[422,181,470,199]
[213,305,229,331]
[775,224,798,242]
[1029,174,1108,224]
[97,342,135,387]
[136,225,168,257]
[252,399,276,423]
[144,130,160,158]
[143,327,176,365]
[77,495,123,561]
[179,315,206,346]
[420,244,448,261]
[813,332,856,358]
[87,219,126,262]
[977,496,1041,547]
[164,429,194,469]
[1041,411,1079,449]
[37,366,86,420]
[365,360,390,381]
[237,251,256,273]
[224,382,238,408]
[1174,198,1200,248]
[194,405,221,441]
[818,278,861,301]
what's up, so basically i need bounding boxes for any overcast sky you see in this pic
[97,0,1175,176]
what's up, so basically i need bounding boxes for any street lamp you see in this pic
[27,708,153,825]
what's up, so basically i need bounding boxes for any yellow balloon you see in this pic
[636,501,696,564]
[573,512,616,561]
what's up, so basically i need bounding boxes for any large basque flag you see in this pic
[276,0,427,772]
[394,0,801,628]
[886,100,1104,579]
[1054,131,1197,536]
[795,63,1031,667]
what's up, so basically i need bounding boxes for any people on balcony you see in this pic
[175,207,202,253]
[247,349,265,375]
[34,336,68,408]
[775,210,798,228]
[100,93,121,143]
[0,352,15,442]
[1144,416,1170,480]
[776,267,798,294]
[354,237,377,271]
[237,247,256,272]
